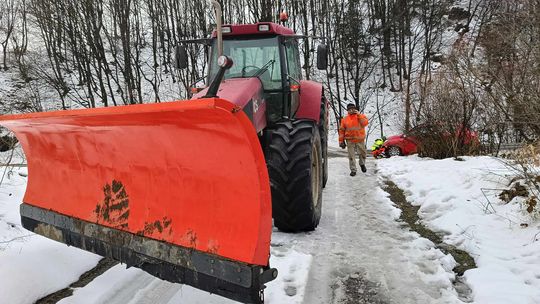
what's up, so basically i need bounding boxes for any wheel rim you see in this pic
[311,144,321,207]
[388,146,400,156]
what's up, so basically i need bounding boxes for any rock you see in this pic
[448,7,471,20]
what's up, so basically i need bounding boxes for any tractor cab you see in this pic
[177,22,327,123]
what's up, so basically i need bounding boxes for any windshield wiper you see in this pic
[249,60,275,77]
[227,59,275,79]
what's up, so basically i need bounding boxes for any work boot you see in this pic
[360,165,367,173]
[350,171,357,176]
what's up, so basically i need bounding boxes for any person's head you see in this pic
[346,103,357,114]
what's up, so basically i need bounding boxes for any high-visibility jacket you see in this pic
[371,138,384,151]
[339,113,369,143]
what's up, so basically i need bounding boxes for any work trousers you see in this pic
[346,140,367,173]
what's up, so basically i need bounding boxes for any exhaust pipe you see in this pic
[203,0,233,98]
[212,0,223,57]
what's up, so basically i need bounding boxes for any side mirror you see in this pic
[316,44,328,70]
[174,45,189,69]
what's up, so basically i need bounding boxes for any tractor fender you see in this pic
[296,80,323,123]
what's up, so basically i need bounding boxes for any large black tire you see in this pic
[319,98,329,188]
[267,120,323,232]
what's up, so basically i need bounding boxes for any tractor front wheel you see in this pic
[267,120,323,232]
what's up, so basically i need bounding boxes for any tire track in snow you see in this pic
[106,272,181,304]
[271,157,465,304]
[36,258,118,304]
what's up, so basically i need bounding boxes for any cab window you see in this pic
[284,40,302,82]
[209,37,282,90]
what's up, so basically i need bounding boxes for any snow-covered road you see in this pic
[53,152,462,304]
[286,154,460,304]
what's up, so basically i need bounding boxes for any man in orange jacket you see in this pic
[339,103,369,176]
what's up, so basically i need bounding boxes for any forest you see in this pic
[0,0,539,155]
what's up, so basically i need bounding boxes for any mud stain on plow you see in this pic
[35,258,118,304]
[95,180,130,229]
[382,180,475,303]
[137,217,173,236]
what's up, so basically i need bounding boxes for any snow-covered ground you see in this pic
[378,156,540,304]
[1,149,539,303]
[0,163,101,303]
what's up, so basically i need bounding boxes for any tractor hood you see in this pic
[192,78,262,108]
[192,78,266,132]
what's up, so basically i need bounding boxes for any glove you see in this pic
[339,142,346,149]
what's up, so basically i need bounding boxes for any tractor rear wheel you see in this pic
[267,120,323,232]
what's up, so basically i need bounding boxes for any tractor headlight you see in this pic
[258,24,270,32]
[217,55,233,69]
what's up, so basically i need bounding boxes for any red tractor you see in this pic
[0,5,328,304]
[176,21,329,232]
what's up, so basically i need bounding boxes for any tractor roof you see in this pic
[212,22,295,38]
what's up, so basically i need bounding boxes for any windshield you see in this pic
[209,37,282,90]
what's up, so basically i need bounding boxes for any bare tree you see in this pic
[479,0,540,140]
[10,0,29,80]
[0,0,18,70]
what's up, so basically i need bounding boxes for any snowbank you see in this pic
[378,156,540,304]
[0,165,101,304]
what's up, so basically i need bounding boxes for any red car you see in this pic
[384,134,419,157]
[383,124,479,157]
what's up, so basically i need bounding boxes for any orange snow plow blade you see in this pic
[0,98,276,303]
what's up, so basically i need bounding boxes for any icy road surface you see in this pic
[56,150,461,304]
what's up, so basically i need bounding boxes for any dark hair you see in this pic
[346,103,357,110]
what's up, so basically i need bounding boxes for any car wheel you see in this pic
[386,146,401,157]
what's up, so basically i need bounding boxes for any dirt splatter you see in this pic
[185,229,198,248]
[207,240,220,255]
[137,217,173,236]
[95,180,129,229]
